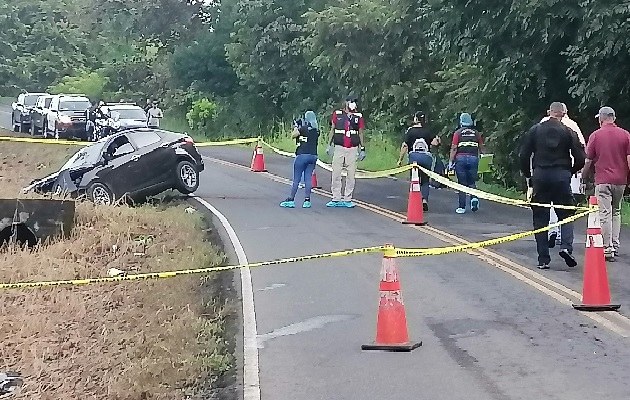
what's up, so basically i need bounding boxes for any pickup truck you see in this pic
[29,94,54,136]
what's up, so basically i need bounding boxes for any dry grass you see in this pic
[0,131,235,399]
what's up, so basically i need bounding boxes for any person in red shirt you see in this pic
[325,95,366,208]
[582,106,630,262]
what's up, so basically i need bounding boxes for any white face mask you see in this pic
[347,101,357,111]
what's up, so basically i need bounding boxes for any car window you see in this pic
[44,98,52,108]
[114,143,134,156]
[113,108,147,120]
[24,95,40,106]
[130,131,161,148]
[105,135,135,158]
[59,100,91,111]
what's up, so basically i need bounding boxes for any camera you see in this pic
[293,118,304,129]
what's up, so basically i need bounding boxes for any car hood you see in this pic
[22,165,94,195]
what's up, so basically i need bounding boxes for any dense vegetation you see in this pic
[1,0,628,186]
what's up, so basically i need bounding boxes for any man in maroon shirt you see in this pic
[326,95,366,208]
[582,106,630,262]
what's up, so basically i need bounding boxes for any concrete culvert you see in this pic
[0,224,38,249]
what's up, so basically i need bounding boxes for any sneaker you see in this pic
[605,254,616,262]
[548,232,557,249]
[423,200,429,212]
[537,262,550,270]
[326,201,340,208]
[559,249,577,268]
[302,200,311,208]
[280,200,295,208]
[471,198,479,212]
[456,208,466,214]
[341,201,356,208]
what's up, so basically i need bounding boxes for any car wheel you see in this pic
[30,122,37,136]
[87,182,114,206]
[175,160,199,194]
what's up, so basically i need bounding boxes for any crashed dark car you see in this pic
[23,129,205,205]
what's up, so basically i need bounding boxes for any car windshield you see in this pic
[111,108,147,120]
[24,95,40,106]
[59,100,91,111]
[59,142,107,171]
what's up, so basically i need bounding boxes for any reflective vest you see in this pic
[332,110,362,147]
[455,127,480,156]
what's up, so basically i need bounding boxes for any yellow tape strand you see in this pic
[0,136,86,146]
[416,165,590,211]
[0,207,593,290]
[195,138,259,147]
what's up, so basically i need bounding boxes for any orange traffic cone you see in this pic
[402,165,427,226]
[362,244,422,352]
[573,196,621,312]
[311,171,321,189]
[251,142,267,172]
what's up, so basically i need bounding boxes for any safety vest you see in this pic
[455,127,480,156]
[332,110,362,147]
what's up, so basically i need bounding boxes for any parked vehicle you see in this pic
[29,94,54,136]
[45,94,92,140]
[105,103,149,132]
[11,92,48,133]
[23,129,205,205]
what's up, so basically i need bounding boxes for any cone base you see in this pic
[572,304,621,312]
[402,221,427,226]
[361,341,422,352]
[251,169,268,172]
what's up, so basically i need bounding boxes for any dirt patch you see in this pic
[0,136,238,399]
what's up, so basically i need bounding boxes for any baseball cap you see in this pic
[346,94,358,102]
[595,106,615,118]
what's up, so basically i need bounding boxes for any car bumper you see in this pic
[57,123,88,136]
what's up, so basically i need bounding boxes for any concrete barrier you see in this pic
[0,199,75,247]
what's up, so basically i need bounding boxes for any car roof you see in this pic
[107,104,144,110]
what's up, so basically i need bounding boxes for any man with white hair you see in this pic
[539,103,585,248]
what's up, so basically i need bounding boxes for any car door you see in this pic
[47,97,59,132]
[94,135,139,197]
[32,98,43,127]
[127,131,178,188]
[12,94,24,124]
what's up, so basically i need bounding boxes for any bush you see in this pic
[48,69,109,100]
[186,98,218,133]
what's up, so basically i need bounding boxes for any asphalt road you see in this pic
[0,104,12,130]
[194,150,630,399]
[3,109,630,398]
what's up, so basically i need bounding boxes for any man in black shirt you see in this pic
[519,102,586,269]
[397,111,441,211]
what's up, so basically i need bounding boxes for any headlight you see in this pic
[59,115,72,124]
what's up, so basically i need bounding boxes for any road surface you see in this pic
[2,106,630,399]
[193,149,630,400]
[0,105,12,130]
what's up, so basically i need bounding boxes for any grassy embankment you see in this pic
[0,127,237,400]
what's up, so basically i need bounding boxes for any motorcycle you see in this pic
[0,372,23,398]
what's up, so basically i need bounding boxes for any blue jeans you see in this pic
[290,154,318,200]
[454,154,479,209]
[408,152,434,200]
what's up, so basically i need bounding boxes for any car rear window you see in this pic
[130,131,162,148]
[59,100,91,111]
[24,95,40,106]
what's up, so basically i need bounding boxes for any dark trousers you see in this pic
[408,152,434,200]
[454,154,479,209]
[531,167,575,264]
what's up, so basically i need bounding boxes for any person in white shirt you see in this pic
[147,102,163,128]
[539,103,586,248]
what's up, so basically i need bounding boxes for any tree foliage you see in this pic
[1,0,628,186]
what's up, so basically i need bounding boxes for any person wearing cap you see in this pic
[448,112,484,214]
[397,111,440,211]
[519,102,586,270]
[582,106,630,262]
[326,95,366,208]
[539,103,586,249]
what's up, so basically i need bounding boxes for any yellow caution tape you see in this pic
[195,137,259,147]
[0,246,385,290]
[416,165,590,211]
[0,136,86,146]
[0,206,594,290]
[395,209,591,257]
